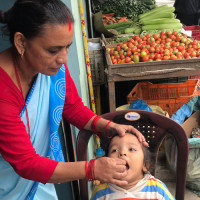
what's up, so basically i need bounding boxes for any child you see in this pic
[91,133,175,200]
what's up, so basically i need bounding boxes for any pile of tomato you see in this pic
[107,31,200,64]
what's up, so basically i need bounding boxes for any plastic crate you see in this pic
[88,38,106,85]
[183,26,200,40]
[127,79,200,116]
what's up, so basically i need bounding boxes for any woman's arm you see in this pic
[49,157,128,186]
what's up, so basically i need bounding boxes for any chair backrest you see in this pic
[76,110,189,200]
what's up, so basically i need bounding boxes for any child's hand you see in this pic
[94,157,128,186]
[106,122,149,147]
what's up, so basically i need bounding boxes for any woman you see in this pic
[0,0,147,199]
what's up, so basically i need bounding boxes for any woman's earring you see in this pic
[21,51,24,59]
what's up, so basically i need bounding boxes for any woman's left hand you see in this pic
[106,122,149,147]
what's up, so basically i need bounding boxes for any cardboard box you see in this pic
[182,110,200,138]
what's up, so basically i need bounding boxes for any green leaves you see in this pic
[93,0,156,19]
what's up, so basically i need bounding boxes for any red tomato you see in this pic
[116,46,121,52]
[149,53,155,60]
[131,46,137,53]
[172,31,179,36]
[125,56,132,63]
[163,55,170,60]
[142,55,149,62]
[155,53,161,60]
[112,58,118,64]
[149,47,155,53]
[170,55,177,60]
[126,50,132,57]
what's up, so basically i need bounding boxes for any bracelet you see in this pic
[91,115,102,133]
[85,159,96,181]
[105,121,113,137]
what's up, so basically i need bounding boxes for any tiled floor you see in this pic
[156,151,200,200]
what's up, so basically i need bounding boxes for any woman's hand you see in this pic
[106,122,149,147]
[94,157,128,186]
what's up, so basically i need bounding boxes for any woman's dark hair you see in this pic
[0,0,74,44]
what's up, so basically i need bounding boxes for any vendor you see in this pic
[174,0,200,25]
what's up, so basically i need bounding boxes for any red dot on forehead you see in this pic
[67,15,71,31]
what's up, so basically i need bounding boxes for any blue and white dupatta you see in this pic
[0,65,66,200]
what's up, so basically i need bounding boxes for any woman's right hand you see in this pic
[94,157,128,186]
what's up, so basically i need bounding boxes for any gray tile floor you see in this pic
[156,151,200,200]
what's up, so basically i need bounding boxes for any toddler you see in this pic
[91,133,175,200]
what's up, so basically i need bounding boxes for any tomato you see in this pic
[140,51,147,58]
[163,55,170,60]
[153,33,160,40]
[191,51,197,58]
[193,40,199,45]
[134,35,140,41]
[121,44,128,50]
[169,34,176,40]
[161,35,166,40]
[114,54,120,59]
[109,49,114,55]
[128,38,135,44]
[127,42,134,48]
[131,46,137,53]
[196,49,200,56]
[177,46,184,51]
[113,51,119,56]
[112,58,118,64]
[120,55,125,59]
[142,55,149,62]
[184,52,190,58]
[119,50,124,56]
[137,44,142,49]
[126,49,132,57]
[172,31,179,36]
[146,34,151,39]
[125,56,132,63]
[133,55,140,63]
[154,53,161,60]
[170,55,177,60]
[116,46,121,52]
[149,47,155,53]
[149,53,155,60]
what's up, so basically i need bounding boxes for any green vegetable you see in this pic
[124,25,140,34]
[93,0,156,19]
[140,18,180,25]
[142,23,182,31]
[104,21,133,29]
[138,5,175,20]
[140,11,175,21]
[134,27,142,35]
[138,5,168,19]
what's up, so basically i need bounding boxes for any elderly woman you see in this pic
[0,0,147,199]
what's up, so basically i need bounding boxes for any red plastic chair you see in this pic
[76,110,189,200]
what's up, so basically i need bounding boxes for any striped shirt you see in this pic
[91,174,175,200]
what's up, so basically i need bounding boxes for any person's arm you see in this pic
[49,156,128,185]
[62,65,148,146]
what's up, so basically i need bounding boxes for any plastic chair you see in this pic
[76,110,189,200]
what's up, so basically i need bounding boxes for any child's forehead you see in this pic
[110,133,140,145]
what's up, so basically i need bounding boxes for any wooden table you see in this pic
[105,52,200,111]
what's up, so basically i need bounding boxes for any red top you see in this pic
[0,65,95,184]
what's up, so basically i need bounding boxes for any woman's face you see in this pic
[23,23,74,76]
[108,133,147,189]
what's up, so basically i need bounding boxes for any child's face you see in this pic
[108,133,147,188]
